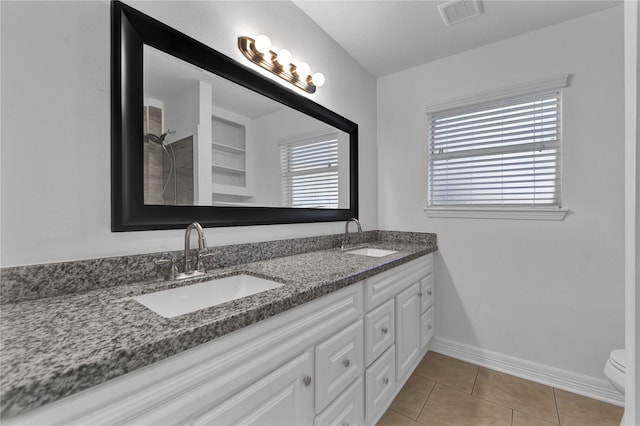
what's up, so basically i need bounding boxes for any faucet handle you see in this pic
[194,249,214,272]
[199,250,215,259]
[154,258,178,280]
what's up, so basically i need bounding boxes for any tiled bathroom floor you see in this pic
[377,351,624,426]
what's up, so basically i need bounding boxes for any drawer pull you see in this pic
[303,376,312,387]
[343,359,351,368]
[427,290,433,296]
[381,327,388,335]
[383,377,389,386]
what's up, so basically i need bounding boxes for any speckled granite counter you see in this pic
[0,231,436,419]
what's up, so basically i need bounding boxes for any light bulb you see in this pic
[311,72,325,87]
[295,62,310,78]
[276,49,292,67]
[254,35,271,54]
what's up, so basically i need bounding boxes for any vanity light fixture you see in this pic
[238,35,325,94]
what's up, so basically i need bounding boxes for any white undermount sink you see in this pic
[346,248,398,257]
[132,274,283,318]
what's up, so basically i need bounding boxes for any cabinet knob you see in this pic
[383,377,389,386]
[427,290,433,296]
[303,376,312,387]
[427,324,433,330]
[418,292,423,297]
[343,359,351,368]
[381,327,388,335]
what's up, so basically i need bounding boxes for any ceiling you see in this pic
[293,0,622,77]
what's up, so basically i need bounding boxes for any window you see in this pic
[426,76,569,220]
[281,133,339,208]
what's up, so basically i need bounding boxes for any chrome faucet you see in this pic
[180,222,208,278]
[341,218,362,250]
[154,222,212,281]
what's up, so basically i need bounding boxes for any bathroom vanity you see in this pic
[0,3,439,424]
[0,232,436,425]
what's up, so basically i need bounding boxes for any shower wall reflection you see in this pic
[143,105,163,204]
[143,104,194,205]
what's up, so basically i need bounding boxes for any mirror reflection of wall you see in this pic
[143,44,350,209]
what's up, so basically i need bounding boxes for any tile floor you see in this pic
[377,351,624,426]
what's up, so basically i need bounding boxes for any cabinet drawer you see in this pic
[314,376,364,426]
[364,255,432,311]
[315,320,364,413]
[419,273,434,314]
[364,299,394,366]
[190,351,313,426]
[365,345,396,423]
[420,305,435,350]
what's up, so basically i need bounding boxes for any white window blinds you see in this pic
[281,133,339,208]
[428,91,561,207]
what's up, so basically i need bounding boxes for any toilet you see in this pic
[604,349,625,425]
[605,349,626,394]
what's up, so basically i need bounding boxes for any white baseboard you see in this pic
[430,336,625,407]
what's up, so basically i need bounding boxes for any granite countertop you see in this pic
[0,237,436,419]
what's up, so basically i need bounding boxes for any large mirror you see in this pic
[112,1,358,231]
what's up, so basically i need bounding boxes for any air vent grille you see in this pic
[438,0,484,26]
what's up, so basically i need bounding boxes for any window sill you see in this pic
[424,206,569,221]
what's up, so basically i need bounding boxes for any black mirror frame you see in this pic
[111,1,358,231]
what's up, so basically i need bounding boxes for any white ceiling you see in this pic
[293,0,622,77]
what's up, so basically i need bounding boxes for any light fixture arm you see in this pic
[238,36,322,94]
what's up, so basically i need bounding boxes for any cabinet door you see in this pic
[395,283,421,381]
[191,351,314,426]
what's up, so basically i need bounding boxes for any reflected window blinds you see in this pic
[281,133,339,208]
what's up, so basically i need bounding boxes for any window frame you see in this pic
[424,74,570,221]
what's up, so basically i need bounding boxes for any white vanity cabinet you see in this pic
[7,284,363,426]
[7,254,434,426]
[363,254,434,424]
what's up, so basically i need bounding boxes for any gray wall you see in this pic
[0,0,377,266]
[377,7,625,389]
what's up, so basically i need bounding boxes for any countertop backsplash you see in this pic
[0,231,436,304]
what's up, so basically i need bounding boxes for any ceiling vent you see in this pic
[438,0,484,26]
